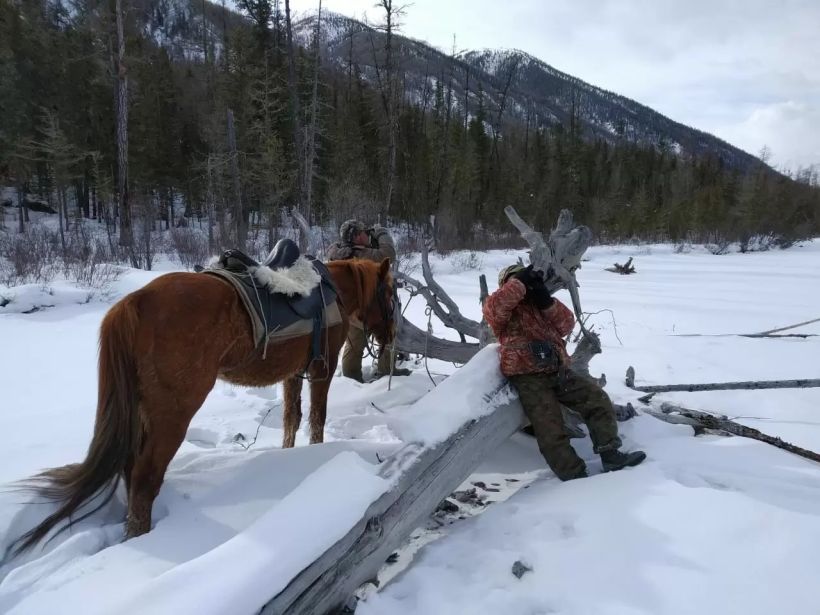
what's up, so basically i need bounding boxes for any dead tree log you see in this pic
[625,366,820,393]
[261,376,525,614]
[394,208,597,363]
[392,242,483,363]
[644,403,820,465]
[393,306,479,364]
[605,257,636,274]
[395,245,481,341]
[672,316,820,339]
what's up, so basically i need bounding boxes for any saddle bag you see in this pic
[527,340,560,370]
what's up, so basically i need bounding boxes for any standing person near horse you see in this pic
[483,263,646,480]
[327,220,411,381]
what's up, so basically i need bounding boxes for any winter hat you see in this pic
[340,219,367,243]
[498,263,525,287]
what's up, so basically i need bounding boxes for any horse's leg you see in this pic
[282,376,304,449]
[308,376,332,445]
[308,345,342,444]
[125,385,206,538]
[125,418,187,538]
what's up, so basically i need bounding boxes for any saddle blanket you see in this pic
[203,256,342,348]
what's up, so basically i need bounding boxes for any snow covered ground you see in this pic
[2,241,820,614]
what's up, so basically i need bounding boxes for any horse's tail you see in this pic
[11,297,143,555]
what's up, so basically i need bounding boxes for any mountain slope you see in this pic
[297,11,761,170]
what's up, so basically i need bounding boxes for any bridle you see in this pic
[361,276,396,359]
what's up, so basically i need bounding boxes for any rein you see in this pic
[362,278,396,359]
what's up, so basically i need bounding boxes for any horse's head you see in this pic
[359,258,396,349]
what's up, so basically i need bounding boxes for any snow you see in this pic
[389,345,510,446]
[0,282,104,314]
[2,240,820,613]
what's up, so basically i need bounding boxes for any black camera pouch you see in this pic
[528,340,560,370]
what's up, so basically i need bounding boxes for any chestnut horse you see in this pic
[12,257,395,555]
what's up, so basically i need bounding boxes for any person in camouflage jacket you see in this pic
[483,263,645,480]
[327,220,410,381]
[326,220,397,263]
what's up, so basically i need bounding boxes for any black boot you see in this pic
[600,449,646,473]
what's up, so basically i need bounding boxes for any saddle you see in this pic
[219,238,301,271]
[204,239,340,373]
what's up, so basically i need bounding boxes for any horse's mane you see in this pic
[327,259,389,313]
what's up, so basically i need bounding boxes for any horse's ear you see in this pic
[378,257,391,278]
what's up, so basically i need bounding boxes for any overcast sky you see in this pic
[280,0,819,171]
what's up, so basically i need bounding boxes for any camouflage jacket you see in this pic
[327,225,396,264]
[482,278,575,376]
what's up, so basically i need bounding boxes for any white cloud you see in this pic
[716,101,820,171]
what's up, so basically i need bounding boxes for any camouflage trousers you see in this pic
[341,324,392,382]
[509,370,622,481]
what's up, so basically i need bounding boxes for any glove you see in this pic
[528,285,554,309]
[512,264,538,287]
[514,266,553,308]
[335,245,354,259]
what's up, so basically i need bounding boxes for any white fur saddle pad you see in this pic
[208,255,321,297]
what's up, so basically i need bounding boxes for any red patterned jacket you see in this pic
[482,278,575,376]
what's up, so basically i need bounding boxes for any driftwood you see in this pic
[625,366,820,393]
[396,245,482,341]
[393,306,479,364]
[747,317,820,337]
[504,207,593,318]
[644,403,820,465]
[394,208,597,363]
[670,316,820,339]
[261,385,526,614]
[392,243,483,363]
[292,210,323,257]
[605,257,636,275]
[478,274,494,348]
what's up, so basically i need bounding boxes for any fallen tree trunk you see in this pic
[643,403,820,465]
[625,367,820,393]
[261,377,525,614]
[670,316,820,339]
[393,306,479,364]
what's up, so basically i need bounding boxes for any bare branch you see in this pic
[646,403,820,465]
[625,368,820,393]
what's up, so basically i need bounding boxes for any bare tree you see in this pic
[283,0,305,221]
[226,108,246,248]
[490,55,519,167]
[111,0,133,254]
[303,0,323,223]
[368,0,405,218]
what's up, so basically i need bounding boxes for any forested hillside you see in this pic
[1,0,818,263]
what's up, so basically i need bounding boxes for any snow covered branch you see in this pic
[644,403,820,465]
